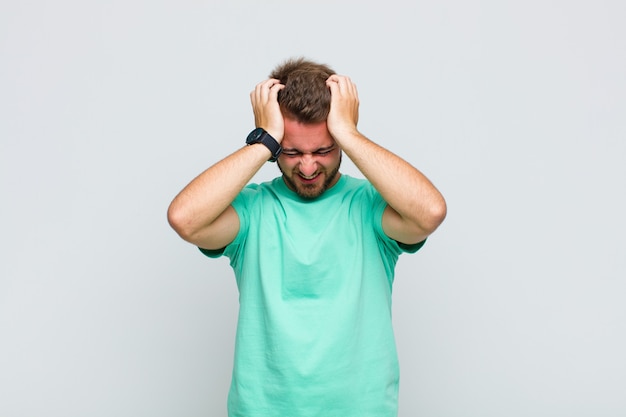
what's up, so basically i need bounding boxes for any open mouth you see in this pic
[297,172,321,183]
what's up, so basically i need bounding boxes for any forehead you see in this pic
[282,118,335,151]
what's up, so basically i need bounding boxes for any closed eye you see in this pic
[282,146,336,157]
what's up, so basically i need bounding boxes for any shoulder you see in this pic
[337,175,371,193]
[232,178,287,214]
[238,177,283,198]
[340,175,382,201]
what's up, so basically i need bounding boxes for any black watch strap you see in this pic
[246,128,282,162]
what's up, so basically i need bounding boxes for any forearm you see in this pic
[324,74,445,240]
[167,144,270,239]
[168,78,286,245]
[339,131,447,235]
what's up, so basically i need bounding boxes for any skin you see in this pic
[167,75,447,250]
[277,118,342,199]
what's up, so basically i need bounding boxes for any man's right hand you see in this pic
[250,78,285,142]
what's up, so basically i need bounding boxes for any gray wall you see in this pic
[1,0,624,416]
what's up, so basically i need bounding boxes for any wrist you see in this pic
[329,127,361,146]
[245,128,282,162]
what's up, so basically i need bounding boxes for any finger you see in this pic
[326,78,337,92]
[252,79,276,103]
[251,81,264,105]
[339,76,356,96]
[348,80,358,99]
[268,82,285,101]
[339,76,358,99]
[263,79,282,101]
[326,77,340,97]
[257,80,270,103]
[327,75,355,97]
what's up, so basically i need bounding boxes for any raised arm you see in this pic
[167,79,285,249]
[325,74,447,245]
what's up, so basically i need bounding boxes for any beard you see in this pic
[278,153,342,199]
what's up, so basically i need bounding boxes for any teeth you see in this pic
[299,173,318,180]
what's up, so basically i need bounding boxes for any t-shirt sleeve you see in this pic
[397,239,427,253]
[197,185,256,263]
[368,184,427,255]
[198,246,226,258]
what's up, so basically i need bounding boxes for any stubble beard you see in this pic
[278,154,342,200]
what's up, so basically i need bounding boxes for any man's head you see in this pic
[270,58,341,199]
[270,57,336,123]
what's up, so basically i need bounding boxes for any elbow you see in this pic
[421,197,447,235]
[167,202,194,241]
[433,197,447,227]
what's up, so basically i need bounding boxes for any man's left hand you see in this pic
[326,74,360,140]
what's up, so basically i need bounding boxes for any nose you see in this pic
[298,154,318,176]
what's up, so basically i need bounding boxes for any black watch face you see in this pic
[246,128,264,144]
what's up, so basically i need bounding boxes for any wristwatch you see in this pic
[246,128,282,162]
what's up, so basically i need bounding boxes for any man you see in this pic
[168,58,446,417]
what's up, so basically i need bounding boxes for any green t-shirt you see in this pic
[201,175,424,417]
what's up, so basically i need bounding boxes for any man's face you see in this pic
[277,117,342,199]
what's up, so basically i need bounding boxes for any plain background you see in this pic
[1,0,625,416]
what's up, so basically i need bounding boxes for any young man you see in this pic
[168,58,446,417]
